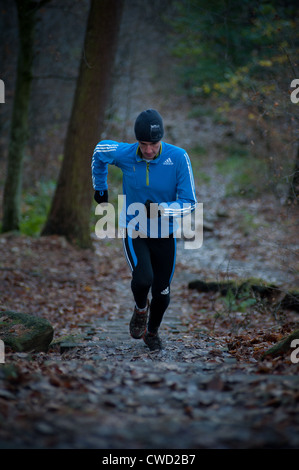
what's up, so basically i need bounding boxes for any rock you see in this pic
[189,278,278,298]
[188,279,236,295]
[0,311,54,352]
[278,291,299,312]
[50,333,85,354]
[188,279,299,312]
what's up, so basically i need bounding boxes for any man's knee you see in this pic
[132,274,153,292]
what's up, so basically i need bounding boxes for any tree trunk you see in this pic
[41,0,124,248]
[2,0,36,232]
[287,143,299,205]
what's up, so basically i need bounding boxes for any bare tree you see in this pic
[42,0,124,248]
[287,144,299,205]
[2,0,51,232]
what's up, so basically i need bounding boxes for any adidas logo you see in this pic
[161,286,170,295]
[163,157,174,165]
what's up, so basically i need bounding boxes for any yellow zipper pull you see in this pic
[146,162,150,186]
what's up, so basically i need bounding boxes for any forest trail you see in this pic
[0,232,299,449]
[0,0,299,450]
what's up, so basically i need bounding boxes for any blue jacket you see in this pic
[91,140,197,237]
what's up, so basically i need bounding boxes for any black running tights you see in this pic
[123,233,176,333]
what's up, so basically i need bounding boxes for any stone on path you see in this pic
[0,311,54,352]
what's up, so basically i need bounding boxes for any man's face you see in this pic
[138,141,161,160]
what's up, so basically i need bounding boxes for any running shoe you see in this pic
[143,330,163,351]
[129,301,149,339]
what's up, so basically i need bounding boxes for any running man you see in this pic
[91,109,197,351]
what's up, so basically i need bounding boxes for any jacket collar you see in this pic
[135,143,163,163]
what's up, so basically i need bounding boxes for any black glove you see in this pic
[144,199,161,219]
[94,190,108,204]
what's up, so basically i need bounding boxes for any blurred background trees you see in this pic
[170,0,299,201]
[0,0,298,246]
[1,0,123,247]
[41,0,124,248]
[2,0,52,233]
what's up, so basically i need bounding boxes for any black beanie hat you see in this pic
[134,109,164,142]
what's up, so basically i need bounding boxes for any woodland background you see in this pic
[0,0,299,450]
[0,0,298,242]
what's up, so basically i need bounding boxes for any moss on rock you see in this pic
[0,311,54,352]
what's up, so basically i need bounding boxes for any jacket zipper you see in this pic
[135,160,150,186]
[146,162,150,186]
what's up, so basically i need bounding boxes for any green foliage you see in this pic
[20,180,56,236]
[189,145,211,183]
[170,0,299,102]
[224,286,257,313]
[216,144,268,196]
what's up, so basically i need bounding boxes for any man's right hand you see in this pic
[94,190,108,204]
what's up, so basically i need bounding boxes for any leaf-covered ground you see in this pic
[0,207,298,449]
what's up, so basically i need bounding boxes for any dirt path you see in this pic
[0,233,298,449]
